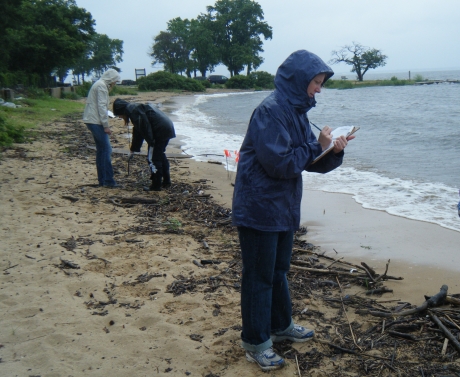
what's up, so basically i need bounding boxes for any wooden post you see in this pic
[2,89,15,101]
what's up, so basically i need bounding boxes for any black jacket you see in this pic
[126,103,176,152]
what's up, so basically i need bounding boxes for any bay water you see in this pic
[165,70,460,233]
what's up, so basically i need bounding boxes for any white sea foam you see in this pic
[303,168,460,232]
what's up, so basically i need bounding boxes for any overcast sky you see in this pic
[75,0,460,80]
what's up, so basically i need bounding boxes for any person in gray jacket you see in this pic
[83,69,121,187]
[232,50,355,371]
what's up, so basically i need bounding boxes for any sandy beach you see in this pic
[1,90,459,376]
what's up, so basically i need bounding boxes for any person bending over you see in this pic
[112,99,176,191]
[232,50,355,371]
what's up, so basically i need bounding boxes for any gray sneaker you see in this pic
[272,324,314,343]
[246,347,285,371]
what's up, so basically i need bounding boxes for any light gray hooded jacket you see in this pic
[82,69,120,129]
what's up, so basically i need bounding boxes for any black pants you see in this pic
[147,138,170,190]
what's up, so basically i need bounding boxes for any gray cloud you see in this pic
[76,0,460,80]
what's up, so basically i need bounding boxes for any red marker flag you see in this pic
[224,149,231,157]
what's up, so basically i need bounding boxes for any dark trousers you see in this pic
[147,138,170,190]
[237,226,294,352]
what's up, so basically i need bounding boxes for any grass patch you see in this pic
[325,78,417,89]
[111,85,138,96]
[0,96,84,148]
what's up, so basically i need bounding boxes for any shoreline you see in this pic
[1,90,459,375]
[170,144,460,303]
[163,92,460,303]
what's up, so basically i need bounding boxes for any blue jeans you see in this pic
[86,124,116,186]
[238,226,294,352]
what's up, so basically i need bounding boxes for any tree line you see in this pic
[1,0,123,88]
[0,0,388,90]
[150,0,272,78]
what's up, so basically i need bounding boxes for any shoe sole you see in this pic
[272,333,314,343]
[246,354,285,371]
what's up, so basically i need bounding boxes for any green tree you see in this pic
[206,0,272,77]
[72,33,123,84]
[4,0,95,86]
[87,34,123,78]
[329,42,387,81]
[189,16,220,77]
[150,31,183,75]
[150,18,193,76]
[0,0,24,73]
[166,18,193,76]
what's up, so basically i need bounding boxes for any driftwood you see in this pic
[366,287,394,295]
[368,285,448,318]
[61,195,79,202]
[429,312,460,354]
[110,196,158,204]
[291,264,367,277]
[59,258,80,269]
[446,296,460,306]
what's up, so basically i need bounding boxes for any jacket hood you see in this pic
[101,69,121,87]
[274,50,334,113]
[113,98,129,116]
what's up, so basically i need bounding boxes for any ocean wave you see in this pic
[303,167,460,232]
[171,90,460,233]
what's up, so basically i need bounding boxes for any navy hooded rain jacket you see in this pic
[232,50,344,232]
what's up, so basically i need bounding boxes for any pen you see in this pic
[309,121,322,132]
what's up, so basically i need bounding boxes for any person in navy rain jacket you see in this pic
[232,50,355,371]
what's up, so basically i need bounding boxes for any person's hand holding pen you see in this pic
[311,121,355,153]
[317,125,333,151]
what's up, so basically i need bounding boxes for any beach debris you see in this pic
[193,259,204,268]
[92,310,108,316]
[59,258,79,269]
[62,195,79,202]
[201,260,221,265]
[60,236,77,251]
[82,249,111,265]
[123,272,164,286]
[189,334,203,342]
[36,117,460,376]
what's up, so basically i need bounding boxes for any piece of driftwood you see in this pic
[293,247,367,273]
[368,285,448,318]
[110,196,159,204]
[201,260,221,265]
[429,312,460,354]
[366,288,394,295]
[388,330,417,341]
[315,338,392,360]
[62,195,79,202]
[291,264,367,277]
[59,258,80,269]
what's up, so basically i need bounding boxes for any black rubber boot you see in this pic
[149,172,162,191]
